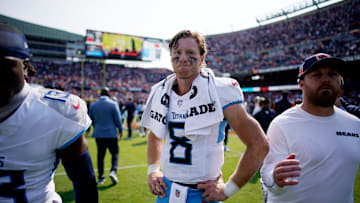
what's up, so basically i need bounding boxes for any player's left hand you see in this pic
[197,173,227,201]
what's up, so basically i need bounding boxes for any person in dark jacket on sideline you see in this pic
[89,87,123,185]
[273,91,292,115]
[254,97,277,133]
[122,97,136,139]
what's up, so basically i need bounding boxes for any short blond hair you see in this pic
[169,30,207,57]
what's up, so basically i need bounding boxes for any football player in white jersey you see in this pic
[261,53,360,203]
[0,23,98,202]
[142,30,269,202]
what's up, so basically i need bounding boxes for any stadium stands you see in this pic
[205,0,360,73]
[28,61,171,103]
[3,0,359,110]
[0,14,83,59]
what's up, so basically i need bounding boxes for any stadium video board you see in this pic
[85,29,162,61]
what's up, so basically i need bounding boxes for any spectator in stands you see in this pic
[0,23,98,202]
[261,53,360,203]
[273,91,293,115]
[89,87,123,185]
[122,97,136,139]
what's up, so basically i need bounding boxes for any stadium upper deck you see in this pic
[1,0,359,74]
[1,0,359,102]
[205,0,360,73]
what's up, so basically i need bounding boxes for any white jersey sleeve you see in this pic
[214,77,244,110]
[39,88,91,149]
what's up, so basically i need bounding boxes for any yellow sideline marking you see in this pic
[54,164,147,176]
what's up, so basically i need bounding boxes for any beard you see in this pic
[306,86,339,107]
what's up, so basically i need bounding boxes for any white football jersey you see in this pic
[0,84,91,203]
[160,76,243,184]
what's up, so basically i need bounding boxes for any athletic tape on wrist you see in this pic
[223,180,240,198]
[147,164,160,175]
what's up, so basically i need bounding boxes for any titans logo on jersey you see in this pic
[0,84,91,202]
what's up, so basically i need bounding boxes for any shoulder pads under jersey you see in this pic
[214,77,244,108]
[37,88,89,124]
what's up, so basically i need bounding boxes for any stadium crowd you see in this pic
[26,0,359,113]
[205,0,360,73]
[28,61,171,103]
[27,58,360,116]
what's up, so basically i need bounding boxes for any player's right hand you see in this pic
[148,171,167,197]
[273,153,302,187]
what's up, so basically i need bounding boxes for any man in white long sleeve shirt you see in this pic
[261,53,360,203]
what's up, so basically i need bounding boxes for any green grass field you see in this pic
[54,128,360,203]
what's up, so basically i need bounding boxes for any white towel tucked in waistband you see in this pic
[140,68,223,140]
